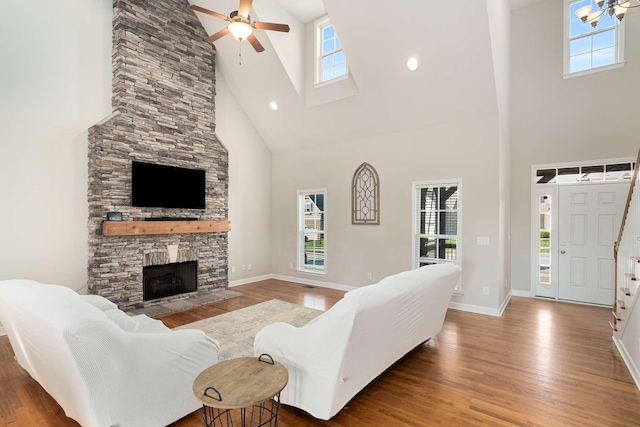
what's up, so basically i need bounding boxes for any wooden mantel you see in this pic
[102,220,231,236]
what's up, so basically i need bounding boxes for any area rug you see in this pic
[176,299,323,361]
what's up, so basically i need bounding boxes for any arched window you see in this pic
[352,162,380,225]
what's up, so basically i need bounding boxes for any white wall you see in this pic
[271,116,505,310]
[215,74,273,283]
[0,0,112,288]
[510,1,640,293]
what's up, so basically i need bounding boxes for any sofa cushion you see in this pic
[102,310,171,334]
[131,314,171,333]
[80,294,118,312]
[103,309,139,332]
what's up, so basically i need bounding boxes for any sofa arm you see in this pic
[69,323,219,427]
[254,322,348,420]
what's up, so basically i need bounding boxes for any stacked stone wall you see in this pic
[88,0,227,308]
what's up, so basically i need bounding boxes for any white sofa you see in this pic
[254,263,461,420]
[0,280,219,427]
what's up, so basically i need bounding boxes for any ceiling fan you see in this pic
[190,0,290,53]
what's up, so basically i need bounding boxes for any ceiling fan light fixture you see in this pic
[269,101,279,111]
[228,21,253,40]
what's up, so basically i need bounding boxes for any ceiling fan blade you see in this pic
[247,33,265,52]
[252,21,290,32]
[238,0,253,18]
[189,5,229,21]
[205,27,230,43]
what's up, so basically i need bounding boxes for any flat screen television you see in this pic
[131,161,206,209]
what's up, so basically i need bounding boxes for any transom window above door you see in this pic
[536,161,634,184]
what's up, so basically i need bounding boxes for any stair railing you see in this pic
[612,147,640,333]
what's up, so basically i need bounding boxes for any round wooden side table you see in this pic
[193,354,289,427]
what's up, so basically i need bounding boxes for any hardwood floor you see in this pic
[1,279,639,426]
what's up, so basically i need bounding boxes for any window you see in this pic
[413,181,462,291]
[535,161,634,184]
[298,190,326,273]
[316,18,347,84]
[564,0,624,76]
[538,195,552,285]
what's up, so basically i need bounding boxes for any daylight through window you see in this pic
[413,181,462,291]
[298,190,326,273]
[317,20,347,83]
[565,0,624,74]
[538,195,552,285]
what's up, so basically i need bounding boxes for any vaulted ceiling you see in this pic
[188,0,512,152]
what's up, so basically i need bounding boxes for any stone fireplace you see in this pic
[87,0,228,309]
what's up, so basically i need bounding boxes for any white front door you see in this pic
[558,184,628,305]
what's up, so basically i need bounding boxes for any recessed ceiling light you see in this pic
[270,101,279,111]
[407,57,419,71]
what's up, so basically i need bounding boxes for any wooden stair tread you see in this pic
[617,300,626,309]
[612,311,621,321]
[620,287,631,296]
[624,273,637,281]
[631,256,640,262]
[609,320,618,331]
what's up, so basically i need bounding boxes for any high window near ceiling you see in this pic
[412,181,462,292]
[316,17,347,85]
[564,0,625,77]
[298,190,326,274]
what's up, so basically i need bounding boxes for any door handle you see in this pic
[560,250,566,254]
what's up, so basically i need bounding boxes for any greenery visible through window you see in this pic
[318,20,347,83]
[566,0,623,74]
[413,181,461,291]
[298,190,326,273]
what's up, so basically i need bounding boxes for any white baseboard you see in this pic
[448,301,502,317]
[511,289,531,298]
[271,274,357,292]
[229,274,273,288]
[0,325,5,337]
[613,336,640,391]
[498,293,512,317]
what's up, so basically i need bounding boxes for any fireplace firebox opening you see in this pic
[143,261,197,302]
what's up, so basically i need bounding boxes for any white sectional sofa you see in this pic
[254,263,461,420]
[0,280,219,427]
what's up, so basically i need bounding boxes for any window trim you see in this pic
[314,16,349,87]
[562,0,625,78]
[297,189,327,275]
[411,179,462,293]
